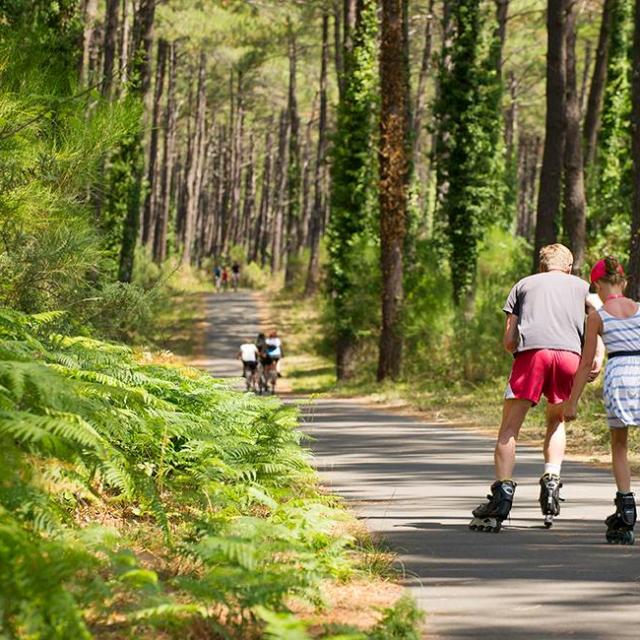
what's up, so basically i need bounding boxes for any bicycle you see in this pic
[243,363,258,393]
[262,362,277,394]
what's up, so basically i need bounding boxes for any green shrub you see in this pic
[243,261,272,290]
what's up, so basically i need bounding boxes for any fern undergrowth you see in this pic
[0,307,420,639]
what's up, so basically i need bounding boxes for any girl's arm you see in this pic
[564,312,603,421]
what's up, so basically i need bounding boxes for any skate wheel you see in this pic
[606,532,622,544]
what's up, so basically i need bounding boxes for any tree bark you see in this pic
[254,128,274,265]
[333,1,345,98]
[412,0,435,163]
[102,0,119,97]
[504,71,518,162]
[271,110,289,272]
[299,113,315,251]
[284,23,302,286]
[117,0,156,283]
[118,0,132,90]
[242,133,256,255]
[533,0,568,271]
[142,38,167,248]
[627,0,640,298]
[181,53,207,265]
[80,0,98,85]
[305,12,330,296]
[495,0,510,75]
[583,0,614,168]
[562,3,587,273]
[129,0,155,96]
[227,73,245,249]
[153,42,177,264]
[579,40,592,117]
[516,135,530,237]
[343,0,357,55]
[378,0,409,381]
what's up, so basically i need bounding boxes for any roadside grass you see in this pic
[146,267,215,358]
[271,291,640,473]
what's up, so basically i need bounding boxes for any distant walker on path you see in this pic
[469,244,604,532]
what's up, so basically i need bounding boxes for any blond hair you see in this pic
[539,244,573,272]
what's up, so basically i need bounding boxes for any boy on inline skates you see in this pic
[470,244,604,532]
[563,257,638,544]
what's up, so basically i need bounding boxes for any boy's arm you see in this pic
[564,312,602,420]
[503,314,519,353]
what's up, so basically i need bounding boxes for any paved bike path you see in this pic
[200,292,640,640]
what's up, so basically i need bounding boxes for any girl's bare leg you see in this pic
[611,427,631,493]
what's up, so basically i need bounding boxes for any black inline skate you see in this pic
[469,480,516,532]
[539,473,563,528]
[605,492,636,545]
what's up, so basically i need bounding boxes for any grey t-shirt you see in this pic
[503,271,590,355]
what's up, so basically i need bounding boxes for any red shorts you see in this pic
[505,349,580,405]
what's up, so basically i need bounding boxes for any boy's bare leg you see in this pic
[611,428,631,493]
[494,399,532,479]
[543,403,566,467]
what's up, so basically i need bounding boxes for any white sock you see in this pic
[544,463,561,477]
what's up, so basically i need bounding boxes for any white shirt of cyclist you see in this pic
[240,343,259,362]
[266,337,282,357]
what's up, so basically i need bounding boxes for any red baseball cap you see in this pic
[590,258,625,284]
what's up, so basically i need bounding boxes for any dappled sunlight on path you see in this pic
[304,398,640,640]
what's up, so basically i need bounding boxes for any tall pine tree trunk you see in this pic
[242,133,256,255]
[142,38,167,248]
[562,4,587,272]
[583,0,614,168]
[334,1,344,97]
[494,0,509,74]
[412,0,434,161]
[81,0,98,85]
[118,0,132,90]
[102,0,119,96]
[271,110,289,272]
[533,0,568,271]
[305,13,330,296]
[378,0,409,381]
[181,53,206,266]
[117,0,156,283]
[255,128,274,265]
[153,42,177,264]
[284,23,301,285]
[627,0,640,298]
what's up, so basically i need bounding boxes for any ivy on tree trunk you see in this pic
[377,0,409,381]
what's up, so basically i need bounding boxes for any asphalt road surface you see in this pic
[200,291,640,640]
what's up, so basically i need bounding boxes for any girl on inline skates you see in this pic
[563,256,638,544]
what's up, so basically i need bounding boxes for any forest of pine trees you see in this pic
[3,0,640,636]
[2,0,640,376]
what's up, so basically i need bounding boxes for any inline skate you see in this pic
[605,492,636,545]
[469,480,516,532]
[539,473,563,528]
